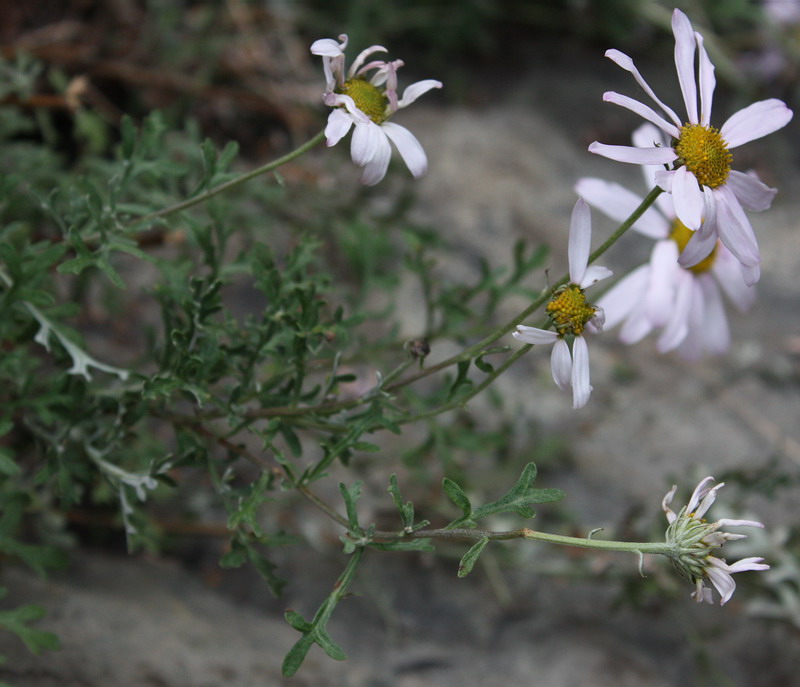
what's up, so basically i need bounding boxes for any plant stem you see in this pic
[126,130,327,228]
[384,185,664,393]
[371,526,674,556]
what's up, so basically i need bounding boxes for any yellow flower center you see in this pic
[669,219,717,274]
[337,78,389,124]
[674,124,732,189]
[546,284,597,336]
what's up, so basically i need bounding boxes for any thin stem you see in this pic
[125,130,327,228]
[384,185,664,393]
[370,526,674,556]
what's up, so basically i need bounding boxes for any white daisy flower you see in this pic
[588,8,793,286]
[310,34,442,186]
[578,124,756,360]
[513,199,612,408]
[663,476,769,605]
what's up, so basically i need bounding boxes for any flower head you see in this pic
[663,476,769,605]
[578,124,756,360]
[589,8,793,286]
[310,34,442,185]
[513,199,612,408]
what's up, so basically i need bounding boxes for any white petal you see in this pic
[657,270,693,351]
[727,170,777,212]
[706,561,737,605]
[725,556,770,573]
[672,9,698,124]
[662,485,678,523]
[588,142,678,165]
[575,177,669,239]
[349,45,387,76]
[551,338,573,392]
[678,216,717,268]
[672,167,704,230]
[711,247,756,311]
[568,198,592,284]
[715,185,761,275]
[381,122,428,178]
[310,36,346,57]
[513,326,558,345]
[720,99,794,148]
[397,79,443,108]
[686,476,717,513]
[619,300,655,345]
[696,32,716,126]
[604,49,682,128]
[716,518,765,529]
[570,336,592,409]
[676,278,706,361]
[350,121,383,166]
[579,265,613,289]
[740,262,760,286]
[359,134,392,186]
[602,92,680,138]
[324,109,354,146]
[645,239,680,327]
[698,275,730,355]
[596,265,649,331]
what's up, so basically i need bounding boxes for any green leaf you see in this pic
[0,599,60,655]
[120,114,136,159]
[0,449,19,477]
[472,463,564,522]
[457,537,489,578]
[338,481,362,531]
[442,477,473,528]
[284,610,312,633]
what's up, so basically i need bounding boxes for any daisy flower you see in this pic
[589,8,793,286]
[663,476,769,605]
[578,124,756,360]
[310,34,442,186]
[513,199,612,408]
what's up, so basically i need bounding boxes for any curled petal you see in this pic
[349,44,388,77]
[398,79,443,108]
[550,338,573,393]
[310,36,347,57]
[570,336,592,409]
[662,485,678,523]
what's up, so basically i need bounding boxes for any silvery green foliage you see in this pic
[0,55,551,677]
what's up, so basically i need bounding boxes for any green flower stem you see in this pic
[383,185,664,394]
[184,186,663,424]
[372,526,674,556]
[126,130,327,228]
